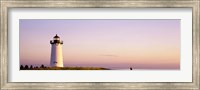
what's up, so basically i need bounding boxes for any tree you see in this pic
[40,64,44,68]
[20,65,24,70]
[30,65,33,69]
[25,65,29,69]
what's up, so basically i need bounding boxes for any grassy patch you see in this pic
[21,67,110,70]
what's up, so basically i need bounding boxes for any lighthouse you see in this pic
[50,34,64,67]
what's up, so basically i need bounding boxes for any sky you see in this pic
[20,19,180,70]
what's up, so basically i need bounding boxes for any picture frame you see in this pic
[0,0,199,89]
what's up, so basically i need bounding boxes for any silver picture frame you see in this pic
[0,0,199,89]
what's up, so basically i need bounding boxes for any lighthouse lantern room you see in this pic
[50,34,64,67]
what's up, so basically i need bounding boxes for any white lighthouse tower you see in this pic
[50,34,64,67]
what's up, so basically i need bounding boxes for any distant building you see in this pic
[50,34,64,67]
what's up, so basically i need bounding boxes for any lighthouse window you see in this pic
[54,38,60,40]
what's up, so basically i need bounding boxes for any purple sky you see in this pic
[20,19,180,70]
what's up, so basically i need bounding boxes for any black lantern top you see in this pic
[54,34,60,38]
[50,34,63,44]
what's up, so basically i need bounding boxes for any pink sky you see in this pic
[20,19,180,70]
